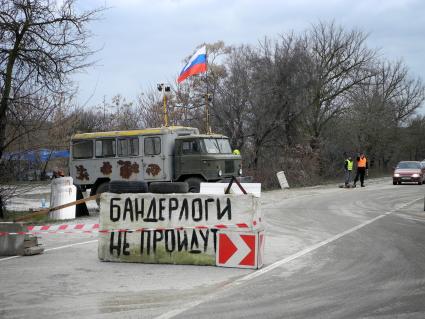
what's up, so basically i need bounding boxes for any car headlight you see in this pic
[394,173,400,177]
[218,169,222,177]
[238,168,243,176]
[412,173,420,178]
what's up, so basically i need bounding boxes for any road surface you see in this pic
[1,178,424,318]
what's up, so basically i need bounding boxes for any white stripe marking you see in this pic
[0,239,98,263]
[237,214,385,283]
[0,255,20,262]
[155,197,422,319]
[44,239,98,252]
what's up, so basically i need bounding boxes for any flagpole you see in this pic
[205,46,211,135]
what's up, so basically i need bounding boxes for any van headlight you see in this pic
[412,173,420,178]
[218,169,222,177]
[394,173,400,177]
[238,168,242,176]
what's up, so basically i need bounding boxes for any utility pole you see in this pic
[157,83,171,127]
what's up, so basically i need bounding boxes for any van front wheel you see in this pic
[149,182,189,194]
[184,177,203,193]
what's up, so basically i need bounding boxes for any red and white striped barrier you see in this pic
[0,222,260,236]
[28,223,100,232]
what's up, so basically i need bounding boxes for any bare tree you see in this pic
[108,94,139,130]
[213,45,253,150]
[304,21,376,149]
[341,60,425,169]
[137,89,165,128]
[401,115,425,161]
[0,0,103,217]
[0,0,104,159]
[248,35,312,167]
[213,36,310,169]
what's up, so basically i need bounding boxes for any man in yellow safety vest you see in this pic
[344,155,354,187]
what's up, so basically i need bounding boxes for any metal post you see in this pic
[204,93,213,134]
[163,93,168,127]
[205,93,210,134]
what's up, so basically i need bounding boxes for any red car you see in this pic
[393,161,425,185]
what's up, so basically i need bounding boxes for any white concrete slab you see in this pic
[200,183,261,197]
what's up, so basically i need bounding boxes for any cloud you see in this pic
[74,0,425,108]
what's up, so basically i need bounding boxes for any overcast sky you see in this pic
[74,0,425,108]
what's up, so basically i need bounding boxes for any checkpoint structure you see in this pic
[97,187,265,269]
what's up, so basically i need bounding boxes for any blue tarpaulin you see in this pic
[2,149,69,162]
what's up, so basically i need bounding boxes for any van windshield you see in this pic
[202,138,232,154]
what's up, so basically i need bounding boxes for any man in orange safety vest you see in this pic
[353,152,368,187]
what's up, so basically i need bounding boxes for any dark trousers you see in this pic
[344,170,352,186]
[75,184,89,217]
[354,167,366,186]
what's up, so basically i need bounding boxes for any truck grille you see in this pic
[225,160,234,173]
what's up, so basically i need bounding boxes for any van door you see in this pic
[175,139,202,177]
[142,136,164,181]
[116,137,142,181]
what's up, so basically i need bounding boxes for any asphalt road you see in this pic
[1,178,425,318]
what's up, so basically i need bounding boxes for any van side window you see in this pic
[129,138,139,156]
[72,140,93,159]
[95,139,116,157]
[118,138,139,156]
[144,137,161,155]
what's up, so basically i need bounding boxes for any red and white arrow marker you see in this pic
[216,230,264,269]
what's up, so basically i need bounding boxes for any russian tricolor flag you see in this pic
[177,46,207,83]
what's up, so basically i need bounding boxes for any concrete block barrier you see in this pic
[200,182,262,197]
[0,223,43,256]
[0,223,25,256]
[98,192,264,267]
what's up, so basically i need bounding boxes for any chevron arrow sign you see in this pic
[216,230,264,269]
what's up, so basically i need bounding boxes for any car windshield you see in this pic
[202,138,232,154]
[397,162,421,169]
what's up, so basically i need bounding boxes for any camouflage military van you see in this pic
[69,126,246,196]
